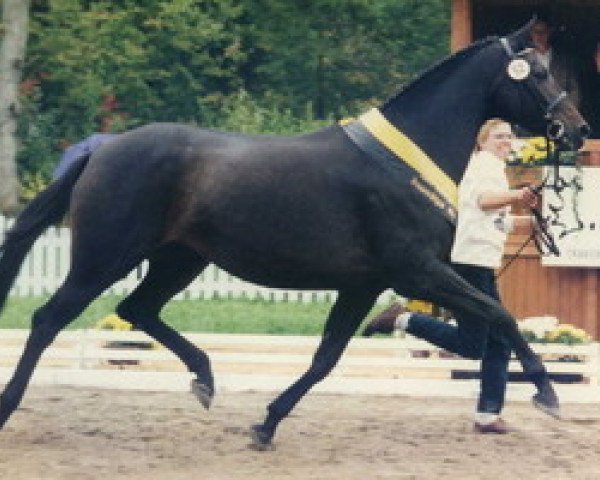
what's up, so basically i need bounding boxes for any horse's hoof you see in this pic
[249,424,275,451]
[532,392,561,419]
[0,397,11,430]
[190,379,213,410]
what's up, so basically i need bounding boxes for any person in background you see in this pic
[581,39,600,138]
[53,133,118,180]
[593,40,600,137]
[363,119,546,434]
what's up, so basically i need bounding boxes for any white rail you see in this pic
[0,330,598,401]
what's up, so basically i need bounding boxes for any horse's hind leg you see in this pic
[404,261,559,416]
[116,243,214,408]
[251,287,380,450]
[0,277,107,428]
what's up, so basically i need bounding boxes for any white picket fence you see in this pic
[1,329,599,401]
[0,215,397,303]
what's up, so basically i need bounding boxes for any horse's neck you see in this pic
[381,47,497,184]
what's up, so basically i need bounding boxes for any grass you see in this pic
[0,296,389,335]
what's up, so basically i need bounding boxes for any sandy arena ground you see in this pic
[1,385,600,479]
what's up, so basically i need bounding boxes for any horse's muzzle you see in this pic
[550,120,590,151]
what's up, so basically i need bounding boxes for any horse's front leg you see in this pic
[251,288,379,450]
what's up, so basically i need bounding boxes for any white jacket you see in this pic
[450,150,514,269]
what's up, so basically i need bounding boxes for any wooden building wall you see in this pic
[499,235,600,339]
[499,157,600,338]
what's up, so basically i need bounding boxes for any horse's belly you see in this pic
[211,261,379,290]
[192,234,381,290]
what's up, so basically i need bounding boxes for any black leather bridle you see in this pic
[495,37,573,277]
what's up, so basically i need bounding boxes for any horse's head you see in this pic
[489,18,590,151]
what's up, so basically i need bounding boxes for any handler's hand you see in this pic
[514,186,539,209]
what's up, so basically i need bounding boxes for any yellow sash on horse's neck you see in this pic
[358,108,458,211]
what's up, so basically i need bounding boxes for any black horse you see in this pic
[0,20,589,449]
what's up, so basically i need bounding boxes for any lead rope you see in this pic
[496,136,561,278]
[495,228,537,278]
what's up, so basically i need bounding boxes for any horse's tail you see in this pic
[0,154,91,312]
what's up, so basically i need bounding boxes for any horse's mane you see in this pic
[382,36,499,108]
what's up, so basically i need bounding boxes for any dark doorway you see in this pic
[472,1,600,138]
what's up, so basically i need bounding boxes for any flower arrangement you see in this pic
[518,315,558,338]
[518,316,591,344]
[543,324,591,345]
[507,137,553,165]
[95,314,159,354]
[95,314,133,331]
[507,137,577,166]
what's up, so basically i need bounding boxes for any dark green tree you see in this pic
[246,0,449,118]
[17,0,450,189]
[25,0,253,139]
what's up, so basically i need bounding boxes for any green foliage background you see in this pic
[17,0,449,192]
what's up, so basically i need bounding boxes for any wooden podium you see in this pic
[499,140,600,339]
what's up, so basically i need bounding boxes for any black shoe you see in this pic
[532,379,561,419]
[362,303,408,337]
[532,390,561,419]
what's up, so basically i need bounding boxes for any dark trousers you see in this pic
[406,263,511,414]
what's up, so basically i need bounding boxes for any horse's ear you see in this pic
[505,16,537,53]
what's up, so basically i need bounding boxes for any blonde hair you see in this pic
[476,118,511,151]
